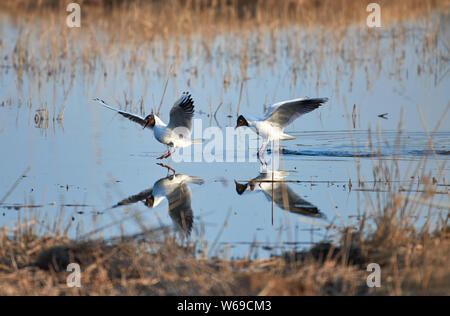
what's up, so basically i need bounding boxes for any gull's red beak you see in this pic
[143,119,150,129]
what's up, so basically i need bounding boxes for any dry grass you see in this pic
[3,0,448,31]
[0,204,448,295]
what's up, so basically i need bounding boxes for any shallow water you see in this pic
[0,12,449,258]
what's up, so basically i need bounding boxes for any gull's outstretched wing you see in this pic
[93,98,151,129]
[167,92,194,134]
[112,188,153,208]
[264,97,328,128]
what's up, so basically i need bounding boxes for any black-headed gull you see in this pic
[235,97,328,159]
[113,173,204,236]
[234,169,324,218]
[93,92,199,159]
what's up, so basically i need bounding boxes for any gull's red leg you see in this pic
[257,140,267,166]
[257,141,267,166]
[260,141,270,167]
[157,163,176,175]
[157,147,171,160]
[261,142,269,159]
[256,141,265,159]
[156,151,167,160]
[164,147,176,159]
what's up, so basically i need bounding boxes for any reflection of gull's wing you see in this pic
[112,188,153,208]
[166,183,194,236]
[111,174,203,236]
[160,174,203,236]
[260,182,323,218]
[235,170,324,218]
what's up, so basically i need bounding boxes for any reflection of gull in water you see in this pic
[113,174,204,236]
[234,169,324,218]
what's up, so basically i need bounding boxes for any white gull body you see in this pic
[93,92,199,159]
[236,97,329,159]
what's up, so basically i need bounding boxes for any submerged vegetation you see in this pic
[0,0,449,295]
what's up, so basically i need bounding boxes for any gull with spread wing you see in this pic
[93,92,199,159]
[235,97,328,161]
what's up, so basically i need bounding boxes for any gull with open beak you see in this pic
[93,92,200,159]
[235,97,328,161]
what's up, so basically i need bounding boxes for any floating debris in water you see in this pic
[34,109,48,128]
[352,104,357,128]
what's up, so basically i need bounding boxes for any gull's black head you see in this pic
[143,114,155,129]
[234,180,248,195]
[144,196,154,207]
[235,115,249,129]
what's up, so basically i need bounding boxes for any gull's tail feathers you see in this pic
[185,176,204,185]
[280,133,296,140]
[190,138,205,145]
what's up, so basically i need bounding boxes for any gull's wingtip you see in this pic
[92,98,112,109]
[92,97,103,104]
[314,97,329,103]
